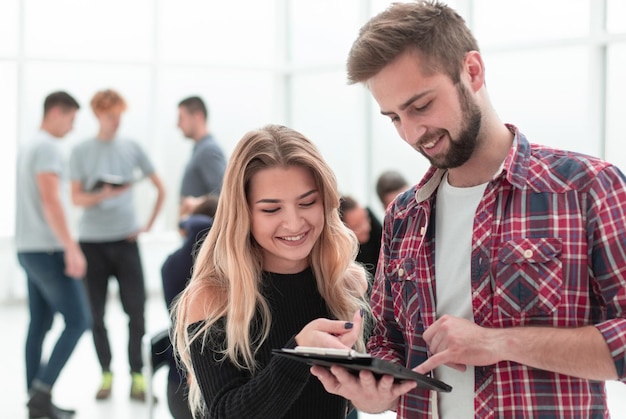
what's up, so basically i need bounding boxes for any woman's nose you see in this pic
[282,207,304,230]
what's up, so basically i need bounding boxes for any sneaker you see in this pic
[95,371,113,400]
[129,372,146,401]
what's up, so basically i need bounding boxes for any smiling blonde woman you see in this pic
[173,124,370,419]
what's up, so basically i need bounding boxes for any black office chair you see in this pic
[142,328,172,418]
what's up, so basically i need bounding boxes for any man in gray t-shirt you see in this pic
[16,91,91,418]
[69,89,166,403]
[177,96,226,218]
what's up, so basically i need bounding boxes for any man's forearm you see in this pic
[501,325,617,381]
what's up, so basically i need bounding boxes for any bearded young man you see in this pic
[311,2,626,418]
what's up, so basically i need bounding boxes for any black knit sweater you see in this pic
[189,267,347,419]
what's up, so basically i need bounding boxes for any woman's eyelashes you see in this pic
[261,207,280,214]
[300,200,316,208]
[259,199,316,214]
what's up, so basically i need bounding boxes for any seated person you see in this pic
[339,195,382,282]
[161,194,219,419]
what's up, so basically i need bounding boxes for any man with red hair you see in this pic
[70,89,166,402]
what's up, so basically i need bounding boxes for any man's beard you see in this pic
[419,83,482,169]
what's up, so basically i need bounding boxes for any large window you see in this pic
[2,0,625,295]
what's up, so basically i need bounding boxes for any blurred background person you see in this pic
[339,195,382,285]
[375,169,410,210]
[177,96,226,219]
[339,194,384,419]
[69,89,166,402]
[16,91,91,419]
[161,194,218,419]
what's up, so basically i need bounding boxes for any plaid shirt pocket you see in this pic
[495,237,563,319]
[386,258,424,333]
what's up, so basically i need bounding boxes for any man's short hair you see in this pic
[339,195,359,222]
[376,170,409,203]
[43,91,80,115]
[192,194,219,218]
[179,96,208,121]
[347,0,479,84]
[90,89,127,115]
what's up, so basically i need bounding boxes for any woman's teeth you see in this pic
[282,233,305,241]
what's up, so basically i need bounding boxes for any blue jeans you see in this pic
[18,251,92,390]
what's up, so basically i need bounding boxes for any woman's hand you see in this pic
[295,309,363,349]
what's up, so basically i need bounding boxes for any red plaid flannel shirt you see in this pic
[368,126,626,418]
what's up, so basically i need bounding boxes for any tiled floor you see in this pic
[3,293,626,419]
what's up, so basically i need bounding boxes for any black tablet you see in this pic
[272,347,452,392]
[92,174,129,191]
[93,179,128,190]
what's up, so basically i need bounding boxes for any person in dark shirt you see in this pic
[338,196,383,419]
[172,125,370,419]
[339,195,382,282]
[161,194,218,419]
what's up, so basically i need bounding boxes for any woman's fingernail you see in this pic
[344,322,354,329]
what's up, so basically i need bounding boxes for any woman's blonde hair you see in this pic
[173,124,369,416]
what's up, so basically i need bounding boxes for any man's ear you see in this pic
[46,106,62,118]
[194,111,205,123]
[463,50,485,92]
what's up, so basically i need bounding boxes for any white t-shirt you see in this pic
[434,173,488,418]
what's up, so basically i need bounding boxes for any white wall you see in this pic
[2,0,625,302]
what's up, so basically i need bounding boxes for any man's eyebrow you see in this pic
[380,91,432,116]
[255,189,318,204]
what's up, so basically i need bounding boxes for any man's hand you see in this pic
[99,183,130,201]
[64,243,87,279]
[415,315,503,374]
[179,195,204,219]
[311,365,416,413]
[126,227,147,243]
